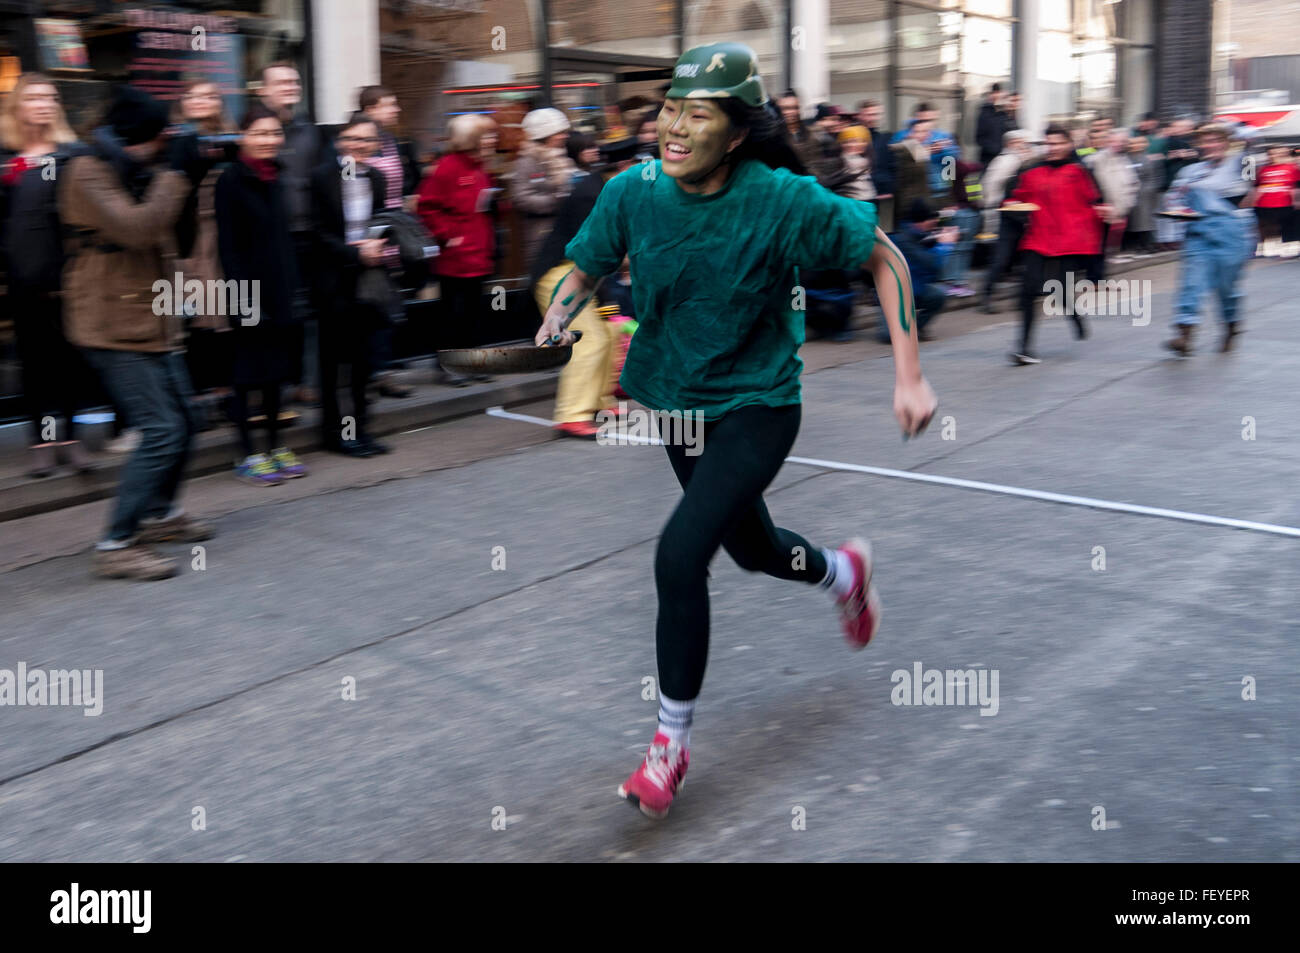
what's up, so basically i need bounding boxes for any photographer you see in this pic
[59,86,214,581]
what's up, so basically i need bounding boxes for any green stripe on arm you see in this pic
[882,251,915,335]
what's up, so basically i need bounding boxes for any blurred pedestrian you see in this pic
[1247,145,1299,257]
[529,135,640,437]
[257,61,333,408]
[890,117,933,222]
[855,99,895,227]
[979,129,1034,311]
[0,72,91,477]
[215,103,307,486]
[60,86,212,580]
[512,107,575,271]
[172,79,237,413]
[1164,124,1254,355]
[359,85,421,399]
[1003,124,1107,364]
[836,125,876,200]
[417,114,497,387]
[976,83,1008,166]
[1083,130,1138,279]
[311,114,389,457]
[1123,135,1162,254]
[635,111,659,160]
[890,102,958,196]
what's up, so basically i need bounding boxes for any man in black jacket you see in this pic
[258,61,334,401]
[976,83,1008,166]
[310,114,389,457]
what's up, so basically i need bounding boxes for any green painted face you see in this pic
[657,97,744,186]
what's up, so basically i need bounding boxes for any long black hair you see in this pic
[717,97,808,177]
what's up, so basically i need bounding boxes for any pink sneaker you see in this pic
[836,538,882,650]
[618,732,689,819]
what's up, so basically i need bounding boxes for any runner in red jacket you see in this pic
[1003,125,1109,364]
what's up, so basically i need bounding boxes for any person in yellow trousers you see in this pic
[529,135,640,437]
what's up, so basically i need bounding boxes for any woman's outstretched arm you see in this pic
[864,226,938,437]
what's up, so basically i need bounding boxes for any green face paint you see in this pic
[657,98,736,186]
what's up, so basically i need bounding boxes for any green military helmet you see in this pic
[665,42,768,107]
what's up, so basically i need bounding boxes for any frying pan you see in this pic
[437,330,583,374]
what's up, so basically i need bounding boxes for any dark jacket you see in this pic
[214,157,299,328]
[528,169,604,285]
[279,113,335,232]
[868,126,895,196]
[891,222,945,292]
[976,101,1005,165]
[891,140,932,216]
[0,143,88,291]
[397,137,421,197]
[309,158,386,305]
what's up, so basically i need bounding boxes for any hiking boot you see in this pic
[137,512,216,544]
[94,543,178,581]
[1165,324,1195,356]
[1220,322,1242,353]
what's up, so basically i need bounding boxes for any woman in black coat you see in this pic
[0,73,92,477]
[214,103,305,485]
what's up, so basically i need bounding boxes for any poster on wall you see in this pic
[35,19,92,72]
[125,8,245,122]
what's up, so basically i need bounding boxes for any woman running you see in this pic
[535,42,938,819]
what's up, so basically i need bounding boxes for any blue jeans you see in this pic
[940,207,979,285]
[1174,231,1246,327]
[82,349,200,542]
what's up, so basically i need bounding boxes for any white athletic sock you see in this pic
[657,694,695,749]
[818,547,857,600]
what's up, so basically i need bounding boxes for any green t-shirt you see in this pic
[564,157,879,419]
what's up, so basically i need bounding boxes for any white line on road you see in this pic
[486,406,1300,539]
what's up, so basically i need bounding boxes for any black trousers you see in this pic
[1019,252,1087,352]
[318,302,378,445]
[439,274,486,328]
[655,403,827,701]
[982,215,1024,297]
[11,287,85,444]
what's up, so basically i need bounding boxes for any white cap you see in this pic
[522,107,571,141]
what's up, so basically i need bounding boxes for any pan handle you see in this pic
[547,329,583,346]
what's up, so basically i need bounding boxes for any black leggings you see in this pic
[655,403,827,700]
[230,383,282,457]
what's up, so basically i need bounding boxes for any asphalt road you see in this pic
[1,258,1296,861]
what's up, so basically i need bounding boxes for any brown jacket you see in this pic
[58,155,189,352]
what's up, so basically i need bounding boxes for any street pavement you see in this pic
[1,258,1296,861]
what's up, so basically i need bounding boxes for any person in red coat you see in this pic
[1003,124,1109,364]
[417,114,497,384]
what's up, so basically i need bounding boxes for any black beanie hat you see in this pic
[907,198,935,223]
[106,86,170,145]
